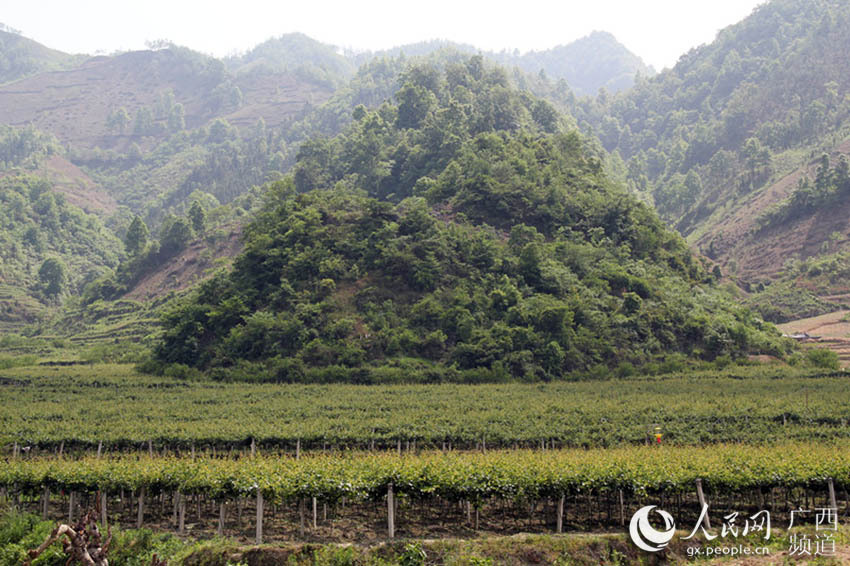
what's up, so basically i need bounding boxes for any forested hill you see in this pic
[0,173,123,328]
[357,31,654,96]
[150,56,787,383]
[0,30,647,227]
[502,31,654,96]
[0,27,83,84]
[567,0,850,296]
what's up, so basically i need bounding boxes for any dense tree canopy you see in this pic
[0,175,122,307]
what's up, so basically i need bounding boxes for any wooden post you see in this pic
[397,438,401,456]
[296,438,301,460]
[828,478,838,510]
[556,494,565,533]
[299,498,305,537]
[68,491,75,523]
[312,497,318,529]
[619,489,625,527]
[101,491,107,528]
[251,438,256,457]
[42,486,50,520]
[12,442,18,459]
[137,486,145,528]
[178,493,186,535]
[218,501,225,536]
[148,440,153,457]
[387,483,395,539]
[695,479,710,529]
[58,441,64,458]
[97,440,103,458]
[256,490,263,545]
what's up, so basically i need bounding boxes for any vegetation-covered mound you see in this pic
[0,174,122,322]
[148,57,788,382]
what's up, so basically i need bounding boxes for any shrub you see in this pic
[805,348,840,370]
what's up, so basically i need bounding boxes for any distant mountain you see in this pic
[506,31,655,95]
[564,0,850,320]
[362,32,654,96]
[226,32,356,88]
[0,44,334,150]
[0,28,83,84]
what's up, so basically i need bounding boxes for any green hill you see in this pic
[508,31,655,96]
[559,0,850,320]
[0,173,123,328]
[360,32,654,96]
[227,32,356,88]
[149,56,787,383]
[0,27,82,84]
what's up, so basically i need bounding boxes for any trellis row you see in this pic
[2,445,848,542]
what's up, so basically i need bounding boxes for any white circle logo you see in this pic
[629,505,676,552]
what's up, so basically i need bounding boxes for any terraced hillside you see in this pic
[777,309,850,366]
[0,47,333,151]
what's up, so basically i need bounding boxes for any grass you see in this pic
[0,355,37,370]
[1,507,847,565]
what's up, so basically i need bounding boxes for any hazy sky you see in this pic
[5,0,766,70]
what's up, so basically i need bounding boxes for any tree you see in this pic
[396,83,436,129]
[188,201,206,234]
[168,103,185,132]
[160,216,194,257]
[106,107,131,135]
[39,257,66,297]
[352,104,367,121]
[742,137,770,184]
[133,107,154,136]
[208,118,234,143]
[125,215,150,256]
[531,99,559,133]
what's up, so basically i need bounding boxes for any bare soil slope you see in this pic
[124,225,244,302]
[694,139,850,284]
